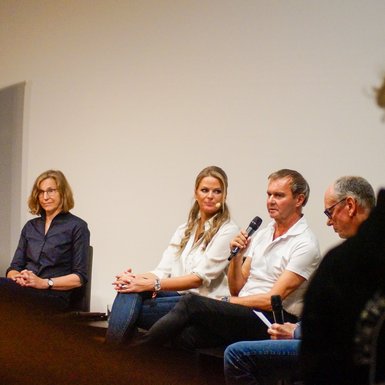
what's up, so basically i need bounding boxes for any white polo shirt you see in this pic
[239,216,321,316]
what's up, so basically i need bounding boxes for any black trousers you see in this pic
[0,278,70,313]
[141,293,298,350]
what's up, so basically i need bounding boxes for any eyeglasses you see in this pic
[323,198,346,219]
[38,188,58,197]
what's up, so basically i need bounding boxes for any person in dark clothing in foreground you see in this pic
[301,188,385,385]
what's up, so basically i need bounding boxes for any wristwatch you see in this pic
[154,278,161,292]
[221,296,230,302]
[47,278,54,290]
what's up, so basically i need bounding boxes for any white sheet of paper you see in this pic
[253,310,272,328]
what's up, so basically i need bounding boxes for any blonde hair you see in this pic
[28,170,74,215]
[177,166,230,255]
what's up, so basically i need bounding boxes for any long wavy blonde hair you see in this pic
[176,166,231,256]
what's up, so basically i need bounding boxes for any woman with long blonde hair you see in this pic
[106,166,238,345]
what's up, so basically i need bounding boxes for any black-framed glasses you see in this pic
[324,198,346,219]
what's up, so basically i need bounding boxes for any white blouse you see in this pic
[150,218,239,298]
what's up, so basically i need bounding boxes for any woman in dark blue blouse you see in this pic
[2,169,90,311]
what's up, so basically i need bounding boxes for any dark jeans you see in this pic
[105,291,182,345]
[224,339,301,385]
[141,293,298,350]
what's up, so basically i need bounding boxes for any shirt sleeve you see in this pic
[294,322,302,339]
[192,221,239,286]
[285,233,321,280]
[71,219,91,285]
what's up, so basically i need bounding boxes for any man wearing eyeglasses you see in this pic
[323,176,375,239]
[223,175,375,385]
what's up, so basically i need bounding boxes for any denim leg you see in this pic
[137,292,181,330]
[105,291,180,345]
[105,292,147,344]
[140,293,195,346]
[224,340,301,385]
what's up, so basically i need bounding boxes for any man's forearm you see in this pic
[227,257,247,295]
[229,293,272,311]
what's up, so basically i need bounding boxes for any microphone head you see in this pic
[271,295,283,311]
[249,216,263,230]
[215,202,221,209]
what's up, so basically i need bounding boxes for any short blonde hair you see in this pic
[28,170,74,215]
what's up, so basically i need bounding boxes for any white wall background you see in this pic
[1,0,385,312]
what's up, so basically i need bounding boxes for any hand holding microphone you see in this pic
[228,216,262,261]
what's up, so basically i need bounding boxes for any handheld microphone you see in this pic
[215,202,221,208]
[271,295,285,324]
[228,216,262,261]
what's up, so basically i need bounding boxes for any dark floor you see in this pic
[0,295,224,385]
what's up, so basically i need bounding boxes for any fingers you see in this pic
[230,231,249,251]
[115,282,136,293]
[115,272,136,281]
[267,323,295,340]
[112,276,135,291]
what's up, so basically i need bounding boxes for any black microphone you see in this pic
[271,295,285,324]
[228,216,262,261]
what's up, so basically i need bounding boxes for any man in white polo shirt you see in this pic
[139,169,321,349]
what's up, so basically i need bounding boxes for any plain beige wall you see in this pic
[1,0,385,311]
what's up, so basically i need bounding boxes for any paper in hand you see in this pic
[253,310,272,328]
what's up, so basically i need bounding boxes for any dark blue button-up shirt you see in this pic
[7,212,90,284]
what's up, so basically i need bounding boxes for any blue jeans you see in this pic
[224,339,301,385]
[105,291,181,345]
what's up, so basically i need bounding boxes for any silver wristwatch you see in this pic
[154,278,161,292]
[47,278,54,290]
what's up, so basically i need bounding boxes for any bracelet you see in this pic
[152,278,161,299]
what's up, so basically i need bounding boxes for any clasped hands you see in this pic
[12,270,46,289]
[112,268,152,293]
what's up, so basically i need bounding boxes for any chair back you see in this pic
[69,246,93,312]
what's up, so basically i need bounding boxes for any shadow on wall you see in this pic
[376,76,385,120]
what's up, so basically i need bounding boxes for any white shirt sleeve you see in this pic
[191,221,239,286]
[285,233,321,280]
